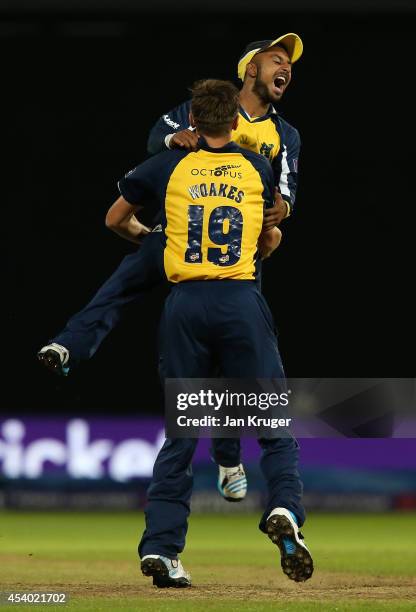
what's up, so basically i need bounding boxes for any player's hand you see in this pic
[258,226,282,259]
[138,223,151,235]
[170,129,199,151]
[135,222,151,244]
[263,189,288,230]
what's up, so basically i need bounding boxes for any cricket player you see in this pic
[38,34,303,500]
[110,78,313,587]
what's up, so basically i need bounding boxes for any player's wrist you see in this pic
[165,134,175,149]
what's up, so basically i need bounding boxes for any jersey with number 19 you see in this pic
[118,140,274,283]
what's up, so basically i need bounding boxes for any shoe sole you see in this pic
[37,351,67,377]
[266,514,314,582]
[222,494,245,503]
[217,482,246,503]
[140,558,191,588]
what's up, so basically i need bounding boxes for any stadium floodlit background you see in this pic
[1,0,415,610]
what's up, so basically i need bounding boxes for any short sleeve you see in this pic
[118,155,163,205]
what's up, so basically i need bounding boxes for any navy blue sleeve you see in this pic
[272,120,301,214]
[118,155,162,205]
[118,150,188,206]
[147,100,192,155]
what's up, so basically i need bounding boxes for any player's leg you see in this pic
[161,284,245,501]
[139,437,196,588]
[38,231,164,373]
[139,283,212,587]
[157,283,213,379]
[209,279,280,501]
[259,438,312,581]
[159,288,246,502]
[214,282,313,581]
[210,438,240,467]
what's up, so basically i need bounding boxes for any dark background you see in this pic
[2,2,414,414]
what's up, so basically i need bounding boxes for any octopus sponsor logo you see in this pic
[191,164,242,179]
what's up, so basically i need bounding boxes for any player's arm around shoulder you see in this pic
[147,100,198,154]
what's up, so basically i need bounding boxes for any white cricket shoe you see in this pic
[141,555,191,588]
[37,343,70,376]
[266,507,314,582]
[217,463,247,502]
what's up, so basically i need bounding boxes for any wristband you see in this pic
[164,134,175,149]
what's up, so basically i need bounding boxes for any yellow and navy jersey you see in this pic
[147,100,300,215]
[118,140,274,283]
[232,108,280,163]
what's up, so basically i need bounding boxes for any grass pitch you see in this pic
[0,511,416,611]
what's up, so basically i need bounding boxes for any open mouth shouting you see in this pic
[273,73,289,95]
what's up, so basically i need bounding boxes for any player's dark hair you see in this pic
[190,79,239,137]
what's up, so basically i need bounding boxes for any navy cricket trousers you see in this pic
[52,232,241,468]
[53,232,164,366]
[139,281,305,559]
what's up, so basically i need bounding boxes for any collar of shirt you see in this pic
[239,104,277,123]
[198,137,241,154]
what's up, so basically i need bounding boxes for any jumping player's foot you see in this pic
[217,463,247,502]
[266,507,314,582]
[141,555,191,588]
[37,343,70,376]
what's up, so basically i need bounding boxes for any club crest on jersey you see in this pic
[236,134,256,149]
[259,142,274,158]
